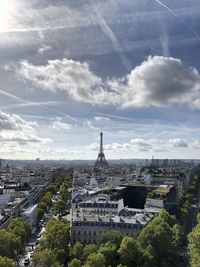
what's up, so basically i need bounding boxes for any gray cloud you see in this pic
[94,116,110,121]
[168,138,188,147]
[15,56,200,109]
[0,111,33,131]
[50,118,72,131]
[191,140,200,149]
[0,111,51,144]
[89,137,191,153]
[17,58,102,103]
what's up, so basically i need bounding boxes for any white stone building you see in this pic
[71,194,155,244]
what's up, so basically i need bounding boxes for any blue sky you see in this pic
[0,0,200,160]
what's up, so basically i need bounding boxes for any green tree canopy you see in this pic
[0,229,21,259]
[98,230,123,249]
[188,213,200,267]
[84,252,105,267]
[8,217,31,243]
[83,244,97,261]
[118,236,143,267]
[53,199,65,214]
[40,218,70,264]
[68,258,82,267]
[33,249,61,267]
[98,241,118,267]
[70,241,83,261]
[0,256,14,267]
[138,211,181,267]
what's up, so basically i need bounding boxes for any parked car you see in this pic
[29,252,34,259]
[37,233,41,239]
[23,257,30,266]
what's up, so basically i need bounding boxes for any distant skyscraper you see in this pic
[94,132,108,169]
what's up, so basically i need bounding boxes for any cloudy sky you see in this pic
[0,0,200,160]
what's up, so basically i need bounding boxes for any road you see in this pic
[18,188,71,267]
[178,175,200,267]
[185,176,200,234]
[18,225,46,267]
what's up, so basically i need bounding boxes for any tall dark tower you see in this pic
[94,132,108,169]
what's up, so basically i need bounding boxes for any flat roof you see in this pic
[120,182,156,188]
[22,204,37,215]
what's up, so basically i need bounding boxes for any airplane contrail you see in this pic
[0,26,68,34]
[97,15,132,72]
[0,89,78,123]
[87,0,132,72]
[154,0,200,42]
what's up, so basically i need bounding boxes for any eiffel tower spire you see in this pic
[94,132,108,169]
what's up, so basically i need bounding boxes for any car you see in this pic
[35,239,40,245]
[29,252,34,259]
[23,257,30,265]
[37,233,41,239]
[61,210,70,216]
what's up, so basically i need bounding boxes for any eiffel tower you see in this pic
[94,132,108,169]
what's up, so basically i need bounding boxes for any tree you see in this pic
[0,256,14,267]
[42,192,52,206]
[83,244,97,260]
[37,208,45,221]
[59,185,69,201]
[84,253,105,267]
[118,236,143,267]
[47,185,56,194]
[188,214,200,267]
[38,201,48,211]
[40,219,70,264]
[8,217,31,245]
[68,258,82,267]
[138,211,181,267]
[0,229,21,259]
[33,249,61,267]
[70,241,83,261]
[53,199,65,215]
[159,209,177,227]
[98,230,123,248]
[98,241,118,266]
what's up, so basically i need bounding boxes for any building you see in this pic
[21,204,38,228]
[145,184,177,211]
[71,194,155,244]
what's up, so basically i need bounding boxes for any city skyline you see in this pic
[0,0,200,160]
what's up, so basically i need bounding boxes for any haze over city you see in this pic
[0,0,200,160]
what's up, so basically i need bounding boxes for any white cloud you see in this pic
[120,56,200,109]
[89,137,192,153]
[191,140,200,149]
[89,142,131,152]
[0,131,51,144]
[130,138,153,149]
[168,138,188,147]
[51,118,71,131]
[0,111,51,144]
[15,56,200,110]
[17,58,102,103]
[38,44,51,54]
[0,111,33,131]
[94,116,110,121]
